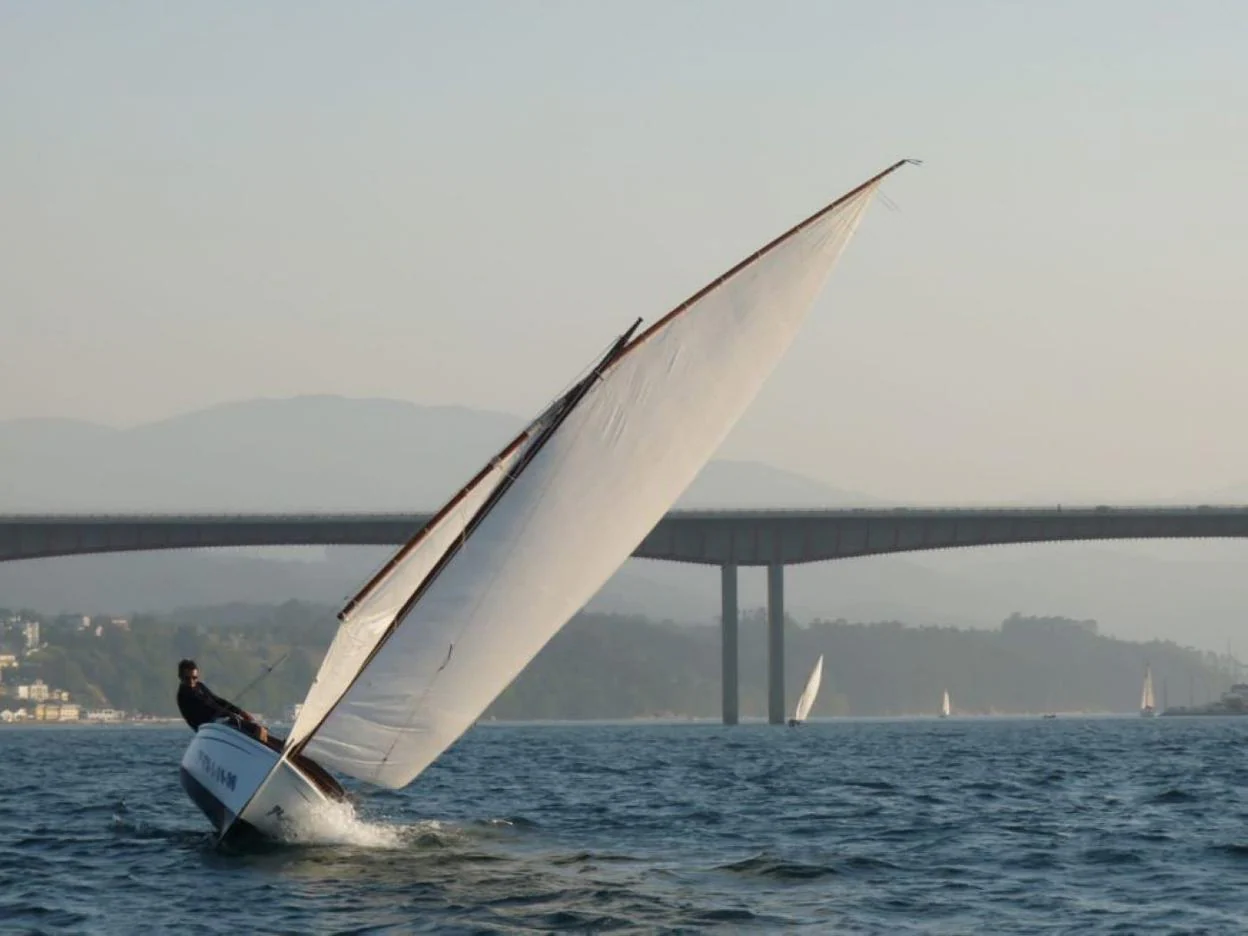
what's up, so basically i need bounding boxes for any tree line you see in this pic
[1,604,1236,719]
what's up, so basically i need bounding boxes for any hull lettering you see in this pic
[196,750,238,793]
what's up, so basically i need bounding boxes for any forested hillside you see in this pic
[2,605,1232,720]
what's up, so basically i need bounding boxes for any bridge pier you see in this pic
[720,563,738,725]
[768,562,785,725]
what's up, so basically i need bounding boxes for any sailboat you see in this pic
[1140,665,1156,717]
[940,690,951,718]
[787,655,823,727]
[178,159,916,844]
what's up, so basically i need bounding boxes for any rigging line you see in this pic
[540,325,640,409]
[233,651,290,708]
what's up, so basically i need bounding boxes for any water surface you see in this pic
[3,717,1247,933]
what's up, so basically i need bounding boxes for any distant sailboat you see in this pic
[787,655,823,727]
[1140,665,1156,717]
[940,690,951,718]
[176,158,919,844]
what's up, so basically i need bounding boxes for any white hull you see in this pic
[180,722,343,843]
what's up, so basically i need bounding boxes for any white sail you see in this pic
[941,690,951,717]
[299,161,911,787]
[792,655,824,723]
[286,423,545,747]
[1141,666,1155,711]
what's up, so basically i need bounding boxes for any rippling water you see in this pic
[4,717,1248,933]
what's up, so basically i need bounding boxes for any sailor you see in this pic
[176,658,268,744]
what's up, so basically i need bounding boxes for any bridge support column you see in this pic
[768,562,785,725]
[721,563,739,725]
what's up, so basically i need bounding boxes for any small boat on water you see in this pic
[939,690,951,718]
[179,159,917,844]
[1140,665,1156,717]
[787,655,824,727]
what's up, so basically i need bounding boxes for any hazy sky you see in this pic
[3,1,1246,505]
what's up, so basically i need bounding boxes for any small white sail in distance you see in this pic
[941,690,951,717]
[285,159,916,788]
[792,655,824,723]
[1141,665,1155,712]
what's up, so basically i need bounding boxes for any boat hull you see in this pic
[179,722,338,844]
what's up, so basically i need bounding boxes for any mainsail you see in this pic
[1141,666,1155,712]
[792,655,824,723]
[941,691,951,717]
[290,160,914,788]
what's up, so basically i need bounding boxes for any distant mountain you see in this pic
[0,397,521,512]
[0,396,869,512]
[677,459,877,508]
[4,397,1248,652]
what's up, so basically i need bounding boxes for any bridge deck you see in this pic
[4,506,1248,565]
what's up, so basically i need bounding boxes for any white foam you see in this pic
[272,799,472,851]
[277,798,405,849]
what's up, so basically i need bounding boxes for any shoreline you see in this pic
[1,712,1175,729]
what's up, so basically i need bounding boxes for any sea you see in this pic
[3,717,1248,934]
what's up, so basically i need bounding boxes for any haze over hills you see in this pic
[2,396,1248,651]
[0,396,876,512]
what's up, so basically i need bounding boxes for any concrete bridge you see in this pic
[5,505,1248,725]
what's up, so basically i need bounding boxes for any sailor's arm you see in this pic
[203,685,250,720]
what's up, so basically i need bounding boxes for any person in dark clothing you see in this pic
[177,659,267,743]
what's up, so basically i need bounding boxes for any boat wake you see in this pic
[271,799,408,849]
[265,801,519,852]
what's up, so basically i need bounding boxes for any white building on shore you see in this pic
[34,702,80,721]
[85,709,126,722]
